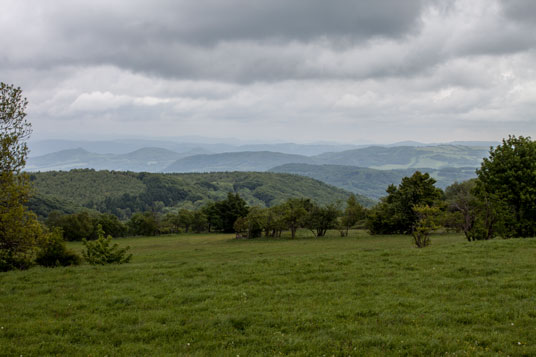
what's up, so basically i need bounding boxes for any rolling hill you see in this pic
[314,145,489,170]
[164,151,316,172]
[270,163,478,200]
[28,170,373,219]
[26,147,201,172]
[26,144,492,174]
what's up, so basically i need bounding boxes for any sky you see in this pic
[1,0,536,144]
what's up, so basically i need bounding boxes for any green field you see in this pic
[1,231,535,355]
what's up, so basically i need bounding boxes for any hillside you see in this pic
[314,145,489,170]
[28,170,372,219]
[26,147,196,172]
[26,143,493,173]
[270,163,478,199]
[165,151,316,172]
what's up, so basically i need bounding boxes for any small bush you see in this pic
[35,228,81,267]
[412,205,440,248]
[82,225,132,265]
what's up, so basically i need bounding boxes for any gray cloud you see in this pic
[1,0,536,144]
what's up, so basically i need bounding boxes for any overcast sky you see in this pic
[2,0,536,144]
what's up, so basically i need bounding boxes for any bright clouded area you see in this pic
[2,0,535,143]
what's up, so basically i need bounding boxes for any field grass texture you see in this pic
[1,231,535,355]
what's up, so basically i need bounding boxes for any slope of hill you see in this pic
[28,170,373,219]
[270,163,478,200]
[165,151,316,172]
[314,145,489,169]
[28,139,362,157]
[26,147,194,172]
[26,144,492,173]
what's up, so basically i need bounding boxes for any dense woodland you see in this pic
[27,170,372,219]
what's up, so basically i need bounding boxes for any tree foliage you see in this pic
[35,228,81,267]
[412,205,440,248]
[444,179,498,241]
[476,135,536,238]
[82,225,132,265]
[283,198,311,239]
[367,171,443,234]
[212,193,249,233]
[0,83,42,271]
[304,203,340,237]
[339,194,366,236]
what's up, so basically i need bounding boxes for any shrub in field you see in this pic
[412,205,440,248]
[82,225,132,265]
[35,228,81,267]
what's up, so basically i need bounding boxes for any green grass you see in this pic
[1,231,535,356]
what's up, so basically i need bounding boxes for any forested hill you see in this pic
[26,147,197,172]
[27,144,492,173]
[270,164,477,200]
[314,145,489,170]
[164,151,315,172]
[28,170,372,219]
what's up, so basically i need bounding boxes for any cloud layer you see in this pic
[2,0,536,143]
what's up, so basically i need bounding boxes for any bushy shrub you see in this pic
[412,205,440,248]
[35,228,81,267]
[82,225,132,265]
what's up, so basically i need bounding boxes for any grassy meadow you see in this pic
[1,230,535,356]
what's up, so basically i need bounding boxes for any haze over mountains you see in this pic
[26,138,496,201]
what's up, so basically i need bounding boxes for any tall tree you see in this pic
[476,135,536,237]
[305,203,340,237]
[367,171,443,234]
[213,193,249,233]
[283,198,311,239]
[340,194,366,236]
[1,83,41,271]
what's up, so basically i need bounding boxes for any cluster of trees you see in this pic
[42,191,368,242]
[233,195,366,239]
[445,135,536,240]
[0,83,131,271]
[366,135,536,245]
[29,170,356,221]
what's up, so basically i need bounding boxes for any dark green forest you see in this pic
[28,170,372,219]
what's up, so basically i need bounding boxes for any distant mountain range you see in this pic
[315,145,489,170]
[28,144,491,173]
[270,164,478,200]
[26,141,494,202]
[28,138,497,157]
[165,151,316,172]
[26,147,204,172]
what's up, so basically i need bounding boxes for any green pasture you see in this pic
[1,231,535,356]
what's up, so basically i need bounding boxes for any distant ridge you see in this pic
[26,147,188,172]
[270,163,478,200]
[314,145,489,170]
[26,143,491,173]
[165,151,315,173]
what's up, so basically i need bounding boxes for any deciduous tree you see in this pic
[476,135,536,237]
[0,83,41,271]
